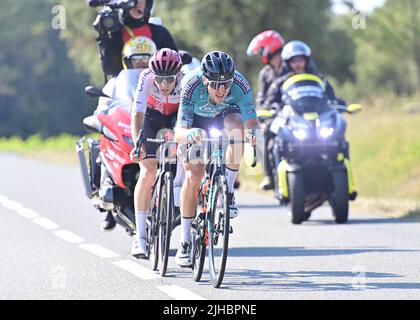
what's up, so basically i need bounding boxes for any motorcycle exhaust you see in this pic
[88,138,100,188]
[76,137,94,199]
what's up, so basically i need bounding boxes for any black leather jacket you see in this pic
[264,61,345,110]
[87,1,178,76]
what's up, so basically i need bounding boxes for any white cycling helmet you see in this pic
[281,40,312,62]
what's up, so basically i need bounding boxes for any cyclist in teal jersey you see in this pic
[174,51,260,267]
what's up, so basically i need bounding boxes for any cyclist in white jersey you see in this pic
[130,48,185,258]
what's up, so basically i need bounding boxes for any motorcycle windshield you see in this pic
[282,76,329,114]
[114,69,143,105]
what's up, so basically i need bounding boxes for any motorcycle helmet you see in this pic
[122,36,157,69]
[281,40,312,64]
[246,30,285,64]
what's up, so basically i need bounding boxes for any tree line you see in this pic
[0,0,419,138]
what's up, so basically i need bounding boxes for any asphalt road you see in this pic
[1,153,420,300]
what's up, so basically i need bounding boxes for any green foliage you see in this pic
[58,0,357,89]
[59,0,104,85]
[155,0,354,87]
[0,133,80,152]
[3,0,419,141]
[346,95,420,199]
[0,0,93,138]
[349,0,420,96]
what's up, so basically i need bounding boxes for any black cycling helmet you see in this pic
[201,51,235,81]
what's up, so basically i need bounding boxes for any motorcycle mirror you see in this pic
[85,86,110,99]
[83,115,103,134]
[347,104,363,114]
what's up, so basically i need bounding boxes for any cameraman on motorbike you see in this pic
[87,0,178,77]
[89,37,156,231]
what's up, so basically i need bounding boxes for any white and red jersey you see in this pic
[133,68,185,116]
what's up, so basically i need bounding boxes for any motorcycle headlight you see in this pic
[319,127,335,138]
[292,129,308,140]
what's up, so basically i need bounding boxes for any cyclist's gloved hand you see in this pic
[187,128,203,144]
[245,129,258,147]
[130,146,146,162]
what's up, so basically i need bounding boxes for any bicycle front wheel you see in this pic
[208,174,230,288]
[158,171,173,277]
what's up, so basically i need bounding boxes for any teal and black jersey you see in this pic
[176,69,257,128]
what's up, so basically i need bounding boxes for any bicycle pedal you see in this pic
[229,226,233,234]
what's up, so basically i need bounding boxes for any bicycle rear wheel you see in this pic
[158,171,173,277]
[208,174,230,288]
[191,214,206,282]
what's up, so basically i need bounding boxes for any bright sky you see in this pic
[332,0,386,14]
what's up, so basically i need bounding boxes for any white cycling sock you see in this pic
[135,211,147,240]
[174,186,181,208]
[225,167,239,193]
[173,161,185,208]
[181,217,194,244]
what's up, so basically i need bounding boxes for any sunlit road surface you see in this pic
[1,153,420,300]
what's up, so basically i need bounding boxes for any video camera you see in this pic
[92,0,137,33]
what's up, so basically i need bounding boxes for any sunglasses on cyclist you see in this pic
[154,75,177,85]
[207,79,234,91]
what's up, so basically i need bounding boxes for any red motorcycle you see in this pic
[76,86,139,235]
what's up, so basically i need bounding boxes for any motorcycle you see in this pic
[267,74,362,224]
[76,69,142,235]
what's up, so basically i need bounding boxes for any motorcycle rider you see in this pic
[87,0,178,77]
[246,30,285,191]
[174,51,259,267]
[265,40,345,108]
[265,40,357,201]
[92,37,156,231]
[129,48,185,258]
[179,50,201,74]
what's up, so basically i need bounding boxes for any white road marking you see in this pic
[2,200,23,211]
[1,194,208,300]
[113,260,160,280]
[16,207,40,219]
[79,244,120,258]
[54,230,85,244]
[33,217,60,230]
[156,285,206,300]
